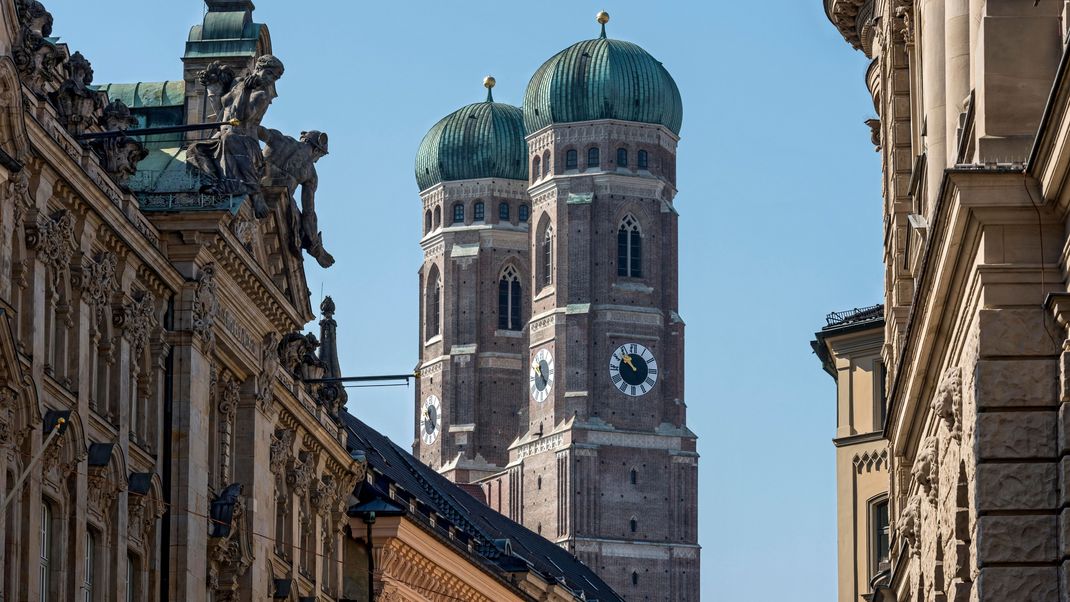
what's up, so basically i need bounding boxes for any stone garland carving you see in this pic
[912,436,938,503]
[191,263,219,352]
[81,251,118,327]
[49,51,102,135]
[898,493,921,555]
[187,55,285,217]
[12,0,65,97]
[932,366,962,441]
[256,332,281,413]
[895,1,915,45]
[287,450,316,499]
[216,369,241,487]
[123,293,157,364]
[27,209,77,294]
[269,428,294,480]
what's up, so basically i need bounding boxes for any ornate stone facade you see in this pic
[821,1,1070,600]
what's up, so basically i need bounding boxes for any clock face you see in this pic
[609,343,658,397]
[421,395,441,444]
[529,348,555,403]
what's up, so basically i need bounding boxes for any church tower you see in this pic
[413,79,532,482]
[509,12,700,599]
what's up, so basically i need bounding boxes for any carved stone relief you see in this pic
[933,366,962,441]
[191,263,219,352]
[912,436,938,503]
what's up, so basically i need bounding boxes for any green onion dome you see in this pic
[523,13,683,136]
[415,78,529,192]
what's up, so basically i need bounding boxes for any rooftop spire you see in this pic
[597,10,609,39]
[483,75,496,102]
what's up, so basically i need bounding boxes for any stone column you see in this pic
[919,0,946,214]
[166,263,215,602]
[945,0,970,163]
[235,379,274,602]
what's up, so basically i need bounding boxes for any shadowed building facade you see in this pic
[0,1,624,601]
[413,13,700,601]
[822,0,1070,600]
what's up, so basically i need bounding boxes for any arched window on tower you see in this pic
[532,156,541,182]
[518,204,530,223]
[542,150,551,176]
[426,268,441,339]
[629,517,638,533]
[452,203,464,224]
[541,225,553,288]
[617,148,628,168]
[587,147,600,169]
[630,468,638,485]
[498,265,523,331]
[632,571,639,586]
[638,149,649,170]
[617,215,643,278]
[433,206,441,229]
[499,201,510,222]
[565,149,578,170]
[424,210,432,234]
[474,201,485,222]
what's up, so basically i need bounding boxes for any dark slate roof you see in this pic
[524,35,683,135]
[341,412,623,602]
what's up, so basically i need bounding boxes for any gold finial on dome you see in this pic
[597,10,610,25]
[484,75,496,102]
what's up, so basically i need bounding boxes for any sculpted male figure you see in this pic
[260,128,334,268]
[187,54,284,217]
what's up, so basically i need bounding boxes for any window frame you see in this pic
[40,500,51,602]
[637,149,649,170]
[498,265,523,331]
[452,203,464,224]
[541,226,553,288]
[869,496,890,578]
[498,202,510,222]
[473,201,485,222]
[518,204,530,223]
[587,147,600,169]
[617,215,643,278]
[617,147,628,168]
[565,149,578,170]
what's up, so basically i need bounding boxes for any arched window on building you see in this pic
[433,206,441,229]
[565,149,578,170]
[537,475,542,490]
[498,265,523,331]
[543,150,551,176]
[499,202,510,222]
[587,147,600,168]
[532,156,541,182]
[617,148,628,168]
[617,215,643,278]
[629,517,638,533]
[638,149,649,170]
[452,203,464,224]
[427,268,441,339]
[518,204,530,223]
[540,225,553,288]
[474,201,485,222]
[871,497,890,573]
[629,468,638,485]
[632,571,639,586]
[424,210,432,234]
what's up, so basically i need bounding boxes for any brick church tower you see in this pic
[413,79,532,482]
[414,14,699,600]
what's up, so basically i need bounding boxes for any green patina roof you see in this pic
[523,36,683,135]
[415,96,528,192]
[97,81,185,108]
[185,7,264,58]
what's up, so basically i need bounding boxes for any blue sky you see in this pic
[53,1,882,598]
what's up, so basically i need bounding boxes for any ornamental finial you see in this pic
[484,75,496,102]
[597,11,609,38]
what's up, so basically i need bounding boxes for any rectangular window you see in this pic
[40,501,50,602]
[875,360,887,430]
[84,531,95,602]
[510,279,522,330]
[630,233,642,277]
[452,204,464,224]
[474,202,485,222]
[498,279,509,330]
[499,202,510,221]
[126,554,136,602]
[617,229,629,277]
[587,147,600,168]
[565,150,577,170]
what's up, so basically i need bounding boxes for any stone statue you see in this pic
[51,51,102,135]
[260,127,334,268]
[186,55,284,217]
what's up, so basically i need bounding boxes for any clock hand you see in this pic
[621,353,637,371]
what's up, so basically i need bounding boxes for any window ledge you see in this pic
[424,335,443,347]
[495,329,525,338]
[534,287,556,302]
[612,281,654,294]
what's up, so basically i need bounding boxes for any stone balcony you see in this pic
[825,0,875,53]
